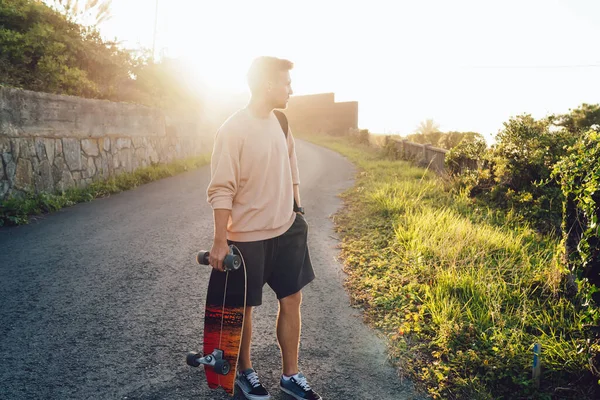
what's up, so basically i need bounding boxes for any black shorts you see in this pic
[209,213,315,307]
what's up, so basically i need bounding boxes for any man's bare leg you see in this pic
[277,291,302,376]
[238,306,253,371]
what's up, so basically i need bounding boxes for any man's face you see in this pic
[267,70,293,109]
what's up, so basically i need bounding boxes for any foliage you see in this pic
[449,114,580,233]
[437,131,484,150]
[552,129,600,288]
[405,128,484,151]
[0,0,201,109]
[0,155,210,226]
[550,104,600,135]
[407,120,485,151]
[382,135,401,160]
[42,0,113,26]
[1,0,136,98]
[445,136,486,175]
[348,128,371,145]
[295,131,599,399]
[552,128,600,387]
[405,119,440,146]
[446,105,600,235]
[492,115,571,191]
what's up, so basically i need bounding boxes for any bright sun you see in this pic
[100,0,600,138]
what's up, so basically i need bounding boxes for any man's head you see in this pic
[247,56,294,109]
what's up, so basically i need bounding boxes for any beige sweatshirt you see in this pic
[206,108,300,242]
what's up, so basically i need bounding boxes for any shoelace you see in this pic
[293,375,312,391]
[246,372,261,388]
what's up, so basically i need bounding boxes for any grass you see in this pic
[0,154,210,226]
[296,132,599,399]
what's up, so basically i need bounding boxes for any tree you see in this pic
[404,132,428,144]
[41,0,112,27]
[1,0,206,112]
[415,119,442,145]
[550,103,600,135]
[438,131,484,150]
[0,0,139,100]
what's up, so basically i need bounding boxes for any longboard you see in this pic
[187,245,247,396]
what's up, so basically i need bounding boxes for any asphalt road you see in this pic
[0,139,424,400]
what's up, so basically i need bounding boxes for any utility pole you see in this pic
[152,0,159,62]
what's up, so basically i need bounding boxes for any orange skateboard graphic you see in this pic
[186,245,246,396]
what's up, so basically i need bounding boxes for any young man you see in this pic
[206,56,322,400]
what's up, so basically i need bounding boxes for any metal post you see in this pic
[532,343,541,388]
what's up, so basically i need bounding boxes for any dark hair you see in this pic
[247,56,294,94]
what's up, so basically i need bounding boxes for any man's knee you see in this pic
[279,291,302,310]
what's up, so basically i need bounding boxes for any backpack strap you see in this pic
[273,110,300,212]
[273,110,289,138]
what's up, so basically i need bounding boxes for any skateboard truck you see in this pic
[186,349,231,375]
[197,245,242,271]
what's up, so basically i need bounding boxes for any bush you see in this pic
[553,129,600,288]
[348,128,370,145]
[0,0,201,109]
[445,136,486,175]
[382,135,401,160]
[450,114,578,234]
[1,0,135,99]
[552,128,600,384]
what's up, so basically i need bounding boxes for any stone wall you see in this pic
[0,87,212,200]
[285,93,359,136]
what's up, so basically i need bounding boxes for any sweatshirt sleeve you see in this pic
[287,126,301,186]
[206,127,241,210]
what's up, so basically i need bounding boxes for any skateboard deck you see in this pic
[187,245,246,396]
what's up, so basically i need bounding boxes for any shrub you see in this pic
[445,136,486,175]
[553,129,600,289]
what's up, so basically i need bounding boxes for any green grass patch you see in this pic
[296,132,599,399]
[0,154,210,226]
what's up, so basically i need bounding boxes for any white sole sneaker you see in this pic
[235,380,271,400]
[280,385,322,400]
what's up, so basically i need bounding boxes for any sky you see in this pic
[96,0,600,142]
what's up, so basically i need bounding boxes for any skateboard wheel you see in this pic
[197,251,210,265]
[197,250,242,271]
[186,351,201,367]
[224,254,242,271]
[214,359,231,375]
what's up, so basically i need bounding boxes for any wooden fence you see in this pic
[392,139,448,173]
[350,129,479,175]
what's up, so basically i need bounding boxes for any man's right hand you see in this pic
[209,238,231,272]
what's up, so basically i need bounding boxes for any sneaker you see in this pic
[280,372,322,400]
[235,368,271,400]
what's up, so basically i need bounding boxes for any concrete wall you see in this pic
[0,87,212,200]
[285,93,358,135]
